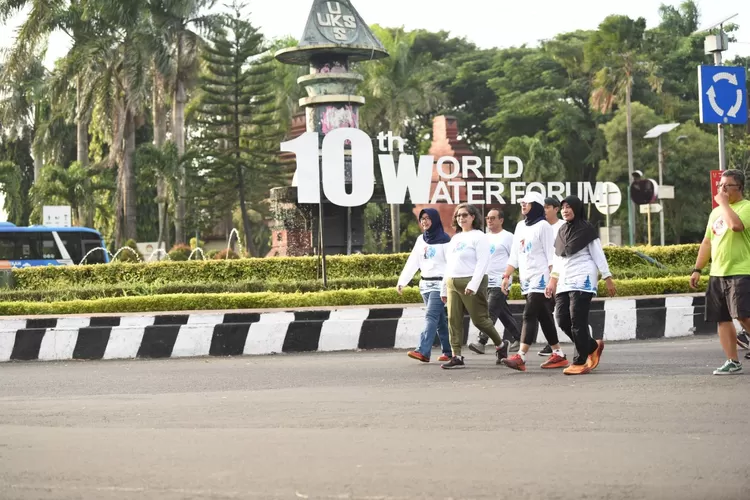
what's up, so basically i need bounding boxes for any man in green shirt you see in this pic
[691,169,750,375]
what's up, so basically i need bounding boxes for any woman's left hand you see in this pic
[464,287,475,296]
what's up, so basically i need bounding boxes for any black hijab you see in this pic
[554,196,598,257]
[419,208,451,244]
[524,202,545,226]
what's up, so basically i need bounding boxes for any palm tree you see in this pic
[585,16,663,246]
[358,26,444,252]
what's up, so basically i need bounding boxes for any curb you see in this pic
[0,295,721,363]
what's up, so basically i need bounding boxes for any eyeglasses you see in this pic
[456,212,471,219]
[718,183,740,189]
[485,216,499,221]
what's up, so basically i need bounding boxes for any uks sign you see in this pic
[281,128,622,208]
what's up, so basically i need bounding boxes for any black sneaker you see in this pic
[737,330,750,350]
[745,351,750,360]
[537,344,552,357]
[495,340,510,364]
[441,356,466,369]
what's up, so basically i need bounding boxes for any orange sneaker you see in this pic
[541,353,570,369]
[563,364,591,375]
[407,351,429,362]
[437,354,451,362]
[587,340,604,370]
[501,354,527,372]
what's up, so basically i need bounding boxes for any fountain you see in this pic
[148,248,171,262]
[79,247,114,265]
[187,248,206,261]
[226,228,242,259]
[111,246,143,262]
[268,0,388,258]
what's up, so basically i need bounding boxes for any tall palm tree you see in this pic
[358,26,444,252]
[585,16,663,246]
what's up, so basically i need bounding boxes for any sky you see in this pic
[0,0,748,68]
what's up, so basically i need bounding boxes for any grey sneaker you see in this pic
[509,340,521,353]
[495,340,510,364]
[737,330,750,350]
[713,360,742,375]
[469,342,486,354]
[441,356,466,370]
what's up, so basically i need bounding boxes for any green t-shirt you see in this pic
[705,199,750,276]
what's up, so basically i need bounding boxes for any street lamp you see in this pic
[644,123,680,246]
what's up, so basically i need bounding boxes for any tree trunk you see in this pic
[122,109,137,242]
[173,38,187,245]
[625,77,636,245]
[76,76,93,227]
[153,69,168,256]
[236,163,257,257]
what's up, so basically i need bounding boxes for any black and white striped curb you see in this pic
[0,295,721,362]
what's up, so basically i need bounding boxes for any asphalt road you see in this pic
[0,337,747,500]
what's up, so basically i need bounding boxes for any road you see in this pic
[0,337,747,500]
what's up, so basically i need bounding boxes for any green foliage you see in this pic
[214,248,239,260]
[189,237,205,250]
[112,239,143,263]
[168,244,191,261]
[0,276,709,316]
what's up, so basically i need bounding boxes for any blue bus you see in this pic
[0,223,110,268]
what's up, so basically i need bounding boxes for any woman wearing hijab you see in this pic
[398,208,453,363]
[545,195,616,375]
[500,191,568,372]
[439,203,510,369]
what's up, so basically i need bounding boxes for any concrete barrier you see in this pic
[0,294,725,363]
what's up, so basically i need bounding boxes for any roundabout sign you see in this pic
[698,65,747,125]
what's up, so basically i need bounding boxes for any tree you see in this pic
[193,3,282,256]
[585,15,664,245]
[358,25,444,252]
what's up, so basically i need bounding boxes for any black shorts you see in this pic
[705,276,750,323]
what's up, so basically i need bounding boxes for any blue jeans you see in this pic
[418,289,451,358]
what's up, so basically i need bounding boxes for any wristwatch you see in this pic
[692,268,702,274]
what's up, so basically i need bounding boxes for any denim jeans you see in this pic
[417,286,451,358]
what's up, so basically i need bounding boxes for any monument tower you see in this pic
[268,0,388,257]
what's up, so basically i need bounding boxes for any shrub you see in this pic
[214,249,240,260]
[0,276,709,316]
[189,237,206,250]
[205,250,219,259]
[168,244,191,261]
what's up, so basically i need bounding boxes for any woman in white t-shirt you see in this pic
[500,191,568,372]
[397,208,453,363]
[545,195,616,375]
[439,203,510,369]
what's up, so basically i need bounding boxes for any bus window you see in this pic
[14,233,41,260]
[81,237,107,264]
[0,233,14,259]
[57,232,83,263]
[40,232,63,259]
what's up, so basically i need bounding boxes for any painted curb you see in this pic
[0,295,722,363]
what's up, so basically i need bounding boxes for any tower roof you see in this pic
[276,0,388,65]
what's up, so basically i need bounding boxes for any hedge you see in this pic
[0,276,709,316]
[10,245,700,291]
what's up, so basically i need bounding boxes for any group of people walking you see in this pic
[398,192,616,375]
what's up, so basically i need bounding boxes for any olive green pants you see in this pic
[446,276,503,356]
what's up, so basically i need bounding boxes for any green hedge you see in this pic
[0,267,701,302]
[10,245,700,291]
[0,276,708,316]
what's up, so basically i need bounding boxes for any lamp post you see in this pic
[644,123,680,246]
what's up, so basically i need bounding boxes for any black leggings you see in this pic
[555,291,598,365]
[521,293,559,346]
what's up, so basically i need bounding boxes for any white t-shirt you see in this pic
[441,229,491,295]
[551,219,565,237]
[551,239,612,295]
[397,235,449,288]
[486,230,514,287]
[508,220,554,295]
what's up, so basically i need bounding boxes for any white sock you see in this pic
[519,351,527,362]
[553,349,565,357]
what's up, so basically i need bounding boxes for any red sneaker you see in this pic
[586,340,604,370]
[407,351,429,363]
[437,354,451,362]
[564,364,591,375]
[501,354,527,372]
[541,353,569,369]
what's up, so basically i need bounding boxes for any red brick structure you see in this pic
[413,116,503,235]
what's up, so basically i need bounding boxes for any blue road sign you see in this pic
[698,65,747,125]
